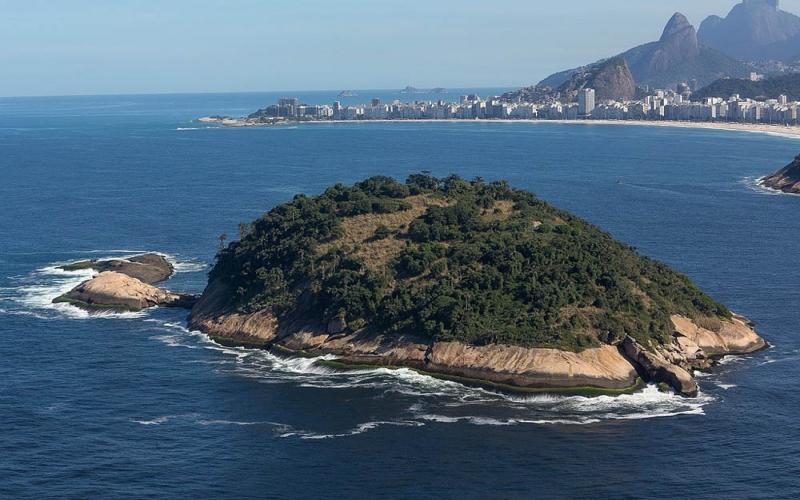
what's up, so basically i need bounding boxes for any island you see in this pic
[54,254,196,312]
[399,86,449,94]
[339,90,358,97]
[761,154,800,193]
[188,175,765,396]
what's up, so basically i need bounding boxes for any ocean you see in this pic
[1,91,799,499]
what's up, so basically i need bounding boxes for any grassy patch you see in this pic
[316,194,452,271]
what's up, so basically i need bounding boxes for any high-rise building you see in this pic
[578,88,595,117]
[779,94,788,105]
[371,98,381,107]
[690,79,698,92]
[333,101,341,120]
[278,97,299,117]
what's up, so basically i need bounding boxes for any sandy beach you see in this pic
[196,115,800,139]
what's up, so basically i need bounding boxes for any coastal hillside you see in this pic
[540,13,751,89]
[693,72,800,101]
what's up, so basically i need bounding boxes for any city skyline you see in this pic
[4,0,800,97]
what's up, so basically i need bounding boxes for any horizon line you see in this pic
[0,85,525,100]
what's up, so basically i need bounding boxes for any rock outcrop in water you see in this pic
[188,175,766,396]
[54,254,196,312]
[761,154,800,193]
[59,253,173,284]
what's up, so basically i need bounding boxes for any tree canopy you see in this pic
[209,174,730,352]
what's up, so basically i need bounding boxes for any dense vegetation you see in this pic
[693,73,800,102]
[209,175,731,352]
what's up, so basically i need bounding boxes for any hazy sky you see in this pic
[3,0,800,97]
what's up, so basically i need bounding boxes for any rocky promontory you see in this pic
[761,155,800,193]
[188,175,766,396]
[54,254,195,312]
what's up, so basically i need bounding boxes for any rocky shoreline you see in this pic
[54,253,766,397]
[187,279,766,397]
[760,154,800,194]
[54,254,196,312]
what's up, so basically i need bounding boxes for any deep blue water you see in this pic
[1,92,800,499]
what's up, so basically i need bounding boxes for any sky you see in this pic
[3,0,800,97]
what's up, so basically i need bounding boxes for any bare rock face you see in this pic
[327,316,347,334]
[592,60,637,102]
[55,271,195,312]
[671,315,766,355]
[426,343,638,390]
[648,13,701,73]
[59,254,173,285]
[622,337,698,397]
[556,57,637,103]
[761,156,800,194]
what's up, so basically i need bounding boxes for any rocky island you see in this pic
[54,254,196,312]
[761,154,800,193]
[188,175,765,396]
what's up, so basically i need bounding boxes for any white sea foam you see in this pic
[745,176,800,197]
[196,420,265,426]
[159,253,209,274]
[288,420,424,440]
[716,355,747,366]
[717,384,737,390]
[134,323,720,431]
[132,416,172,425]
[7,262,152,320]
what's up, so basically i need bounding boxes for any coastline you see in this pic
[196,116,800,140]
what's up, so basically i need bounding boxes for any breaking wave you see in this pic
[141,321,718,436]
[743,176,800,197]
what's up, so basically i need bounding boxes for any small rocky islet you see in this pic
[55,177,767,396]
[54,254,196,312]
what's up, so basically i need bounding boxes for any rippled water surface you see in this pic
[1,93,800,499]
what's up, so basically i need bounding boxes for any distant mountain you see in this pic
[540,13,751,90]
[698,0,800,62]
[557,57,637,102]
[693,72,800,100]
